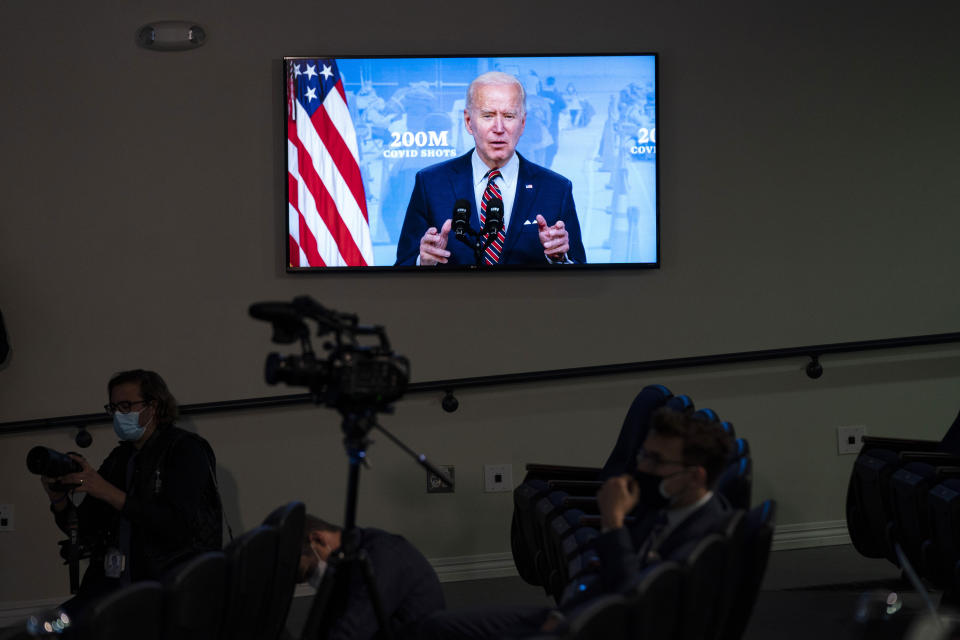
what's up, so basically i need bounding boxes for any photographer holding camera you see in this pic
[40,369,223,606]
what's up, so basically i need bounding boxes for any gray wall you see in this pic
[1,1,959,604]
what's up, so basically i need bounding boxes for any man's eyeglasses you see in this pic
[104,400,148,415]
[636,449,686,467]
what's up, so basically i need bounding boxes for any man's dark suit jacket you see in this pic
[394,151,586,266]
[564,493,732,610]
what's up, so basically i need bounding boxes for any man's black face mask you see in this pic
[632,470,671,511]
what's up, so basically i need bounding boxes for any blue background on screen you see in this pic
[332,55,657,266]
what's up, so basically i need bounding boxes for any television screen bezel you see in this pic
[283,52,659,273]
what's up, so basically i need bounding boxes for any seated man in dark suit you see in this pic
[298,514,445,640]
[417,407,733,639]
[395,71,586,267]
[584,406,734,597]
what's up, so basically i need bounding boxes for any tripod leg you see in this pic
[297,552,395,640]
[357,548,395,640]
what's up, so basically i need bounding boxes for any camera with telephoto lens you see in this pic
[26,447,82,491]
[250,296,409,413]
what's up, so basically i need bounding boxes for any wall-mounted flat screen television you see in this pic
[284,53,657,270]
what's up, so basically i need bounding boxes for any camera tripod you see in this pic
[249,297,448,639]
[298,407,452,640]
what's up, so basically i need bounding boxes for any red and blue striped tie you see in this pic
[479,169,505,265]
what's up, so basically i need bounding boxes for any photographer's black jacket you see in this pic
[54,425,222,588]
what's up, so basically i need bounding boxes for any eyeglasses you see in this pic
[636,449,686,467]
[104,400,149,415]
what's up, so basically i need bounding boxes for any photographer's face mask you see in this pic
[113,410,150,441]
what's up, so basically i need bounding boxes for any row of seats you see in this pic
[511,387,753,601]
[16,502,305,640]
[847,432,960,592]
[514,502,774,640]
[530,502,777,640]
[509,385,776,639]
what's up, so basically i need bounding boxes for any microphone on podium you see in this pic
[452,199,471,241]
[483,197,504,236]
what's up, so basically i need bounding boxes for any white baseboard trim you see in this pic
[0,521,852,623]
[429,552,519,583]
[771,519,851,551]
[419,520,853,582]
[0,596,69,629]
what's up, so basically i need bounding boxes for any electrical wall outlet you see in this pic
[837,425,867,455]
[0,504,13,531]
[427,465,455,493]
[484,464,513,493]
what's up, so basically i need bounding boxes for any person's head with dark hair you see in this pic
[648,408,732,486]
[105,369,178,448]
[299,514,343,585]
[634,407,733,508]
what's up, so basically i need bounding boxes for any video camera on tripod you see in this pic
[249,296,410,413]
[250,297,449,640]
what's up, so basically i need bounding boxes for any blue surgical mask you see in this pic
[113,411,146,441]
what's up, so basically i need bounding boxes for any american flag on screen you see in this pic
[286,59,373,267]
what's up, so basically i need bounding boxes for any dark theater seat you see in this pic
[161,551,226,640]
[260,501,306,640]
[72,581,163,640]
[220,525,278,640]
[719,499,776,640]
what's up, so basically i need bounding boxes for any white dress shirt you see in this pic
[470,150,519,230]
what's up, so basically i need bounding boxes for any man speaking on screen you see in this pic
[395,72,586,266]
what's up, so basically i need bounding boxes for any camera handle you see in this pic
[299,410,452,640]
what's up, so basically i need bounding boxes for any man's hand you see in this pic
[536,214,570,261]
[597,474,639,531]
[419,219,453,265]
[60,454,127,511]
